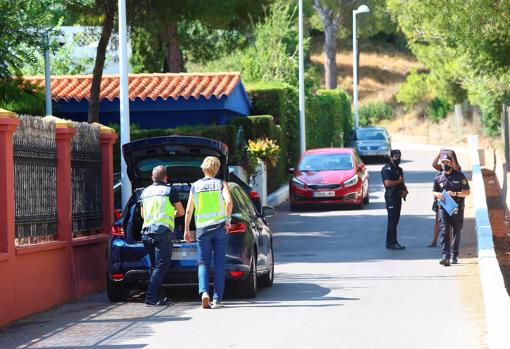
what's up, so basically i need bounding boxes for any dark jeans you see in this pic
[142,233,172,303]
[438,207,462,259]
[197,222,227,301]
[385,197,402,246]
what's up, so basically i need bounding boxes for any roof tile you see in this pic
[24,73,241,102]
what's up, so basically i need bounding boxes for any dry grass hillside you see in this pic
[310,38,422,105]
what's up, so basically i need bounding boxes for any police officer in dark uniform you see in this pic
[381,149,408,250]
[433,153,470,266]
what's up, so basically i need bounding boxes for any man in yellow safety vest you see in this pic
[184,156,233,309]
[141,165,184,306]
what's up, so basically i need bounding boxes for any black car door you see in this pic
[232,187,267,270]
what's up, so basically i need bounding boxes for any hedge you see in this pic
[306,89,352,149]
[245,81,299,167]
[111,124,237,173]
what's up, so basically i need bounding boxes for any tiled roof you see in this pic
[24,73,242,102]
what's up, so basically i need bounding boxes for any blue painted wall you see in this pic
[52,83,251,128]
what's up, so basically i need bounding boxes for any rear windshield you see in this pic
[356,129,388,141]
[299,153,354,171]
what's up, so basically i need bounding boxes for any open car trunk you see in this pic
[121,136,229,267]
[122,136,228,189]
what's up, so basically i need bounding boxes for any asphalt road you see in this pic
[0,147,488,349]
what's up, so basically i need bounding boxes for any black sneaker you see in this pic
[439,258,451,267]
[145,297,171,306]
[393,242,405,250]
[451,257,459,264]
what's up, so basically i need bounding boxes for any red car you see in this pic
[289,148,369,211]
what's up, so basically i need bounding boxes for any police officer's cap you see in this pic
[390,149,401,157]
[439,153,452,162]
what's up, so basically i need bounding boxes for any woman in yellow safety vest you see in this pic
[184,156,233,309]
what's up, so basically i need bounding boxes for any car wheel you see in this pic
[107,276,129,302]
[363,191,370,204]
[258,244,274,287]
[238,251,257,298]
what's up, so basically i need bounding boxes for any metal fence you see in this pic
[71,122,102,237]
[13,115,57,244]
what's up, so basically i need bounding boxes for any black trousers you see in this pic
[438,207,462,259]
[385,197,402,246]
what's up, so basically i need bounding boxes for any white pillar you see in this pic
[252,161,267,206]
[298,0,306,155]
[352,11,358,129]
[118,0,131,208]
[44,32,52,116]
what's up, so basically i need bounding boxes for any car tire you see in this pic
[258,244,274,287]
[107,277,129,302]
[290,203,298,212]
[363,191,370,204]
[238,251,257,298]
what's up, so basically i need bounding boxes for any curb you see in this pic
[267,185,289,207]
[469,135,510,349]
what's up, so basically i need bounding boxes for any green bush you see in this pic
[426,97,451,123]
[0,78,45,116]
[358,102,394,126]
[245,81,299,167]
[306,89,352,149]
[396,70,430,115]
[111,123,237,173]
[248,115,276,139]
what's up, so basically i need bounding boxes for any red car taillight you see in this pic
[228,223,246,234]
[111,225,125,237]
[111,273,124,280]
[229,271,245,278]
[249,191,260,200]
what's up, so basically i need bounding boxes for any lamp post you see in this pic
[298,0,306,155]
[43,32,52,116]
[118,0,131,208]
[352,4,369,129]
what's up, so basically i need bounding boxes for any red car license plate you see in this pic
[313,191,335,198]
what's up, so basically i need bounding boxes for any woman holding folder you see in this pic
[432,153,470,267]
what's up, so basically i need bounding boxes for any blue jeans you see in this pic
[197,223,227,301]
[142,232,172,303]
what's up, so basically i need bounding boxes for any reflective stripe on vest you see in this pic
[140,185,175,231]
[192,178,226,229]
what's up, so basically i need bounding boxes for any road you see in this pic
[0,147,487,349]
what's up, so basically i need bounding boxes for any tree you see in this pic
[387,0,510,135]
[127,0,270,73]
[313,0,360,89]
[88,0,116,123]
[0,0,65,77]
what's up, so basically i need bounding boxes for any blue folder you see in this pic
[438,189,458,216]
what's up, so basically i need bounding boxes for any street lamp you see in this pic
[118,0,132,208]
[352,4,369,129]
[298,0,306,155]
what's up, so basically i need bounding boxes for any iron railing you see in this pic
[13,116,57,243]
[71,123,103,236]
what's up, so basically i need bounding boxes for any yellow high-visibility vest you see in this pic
[141,184,175,231]
[192,178,226,229]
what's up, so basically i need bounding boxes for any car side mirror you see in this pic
[288,167,295,174]
[262,206,275,218]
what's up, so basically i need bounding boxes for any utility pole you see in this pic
[44,32,52,116]
[118,0,131,207]
[298,0,306,154]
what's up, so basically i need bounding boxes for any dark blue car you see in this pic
[107,136,275,301]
